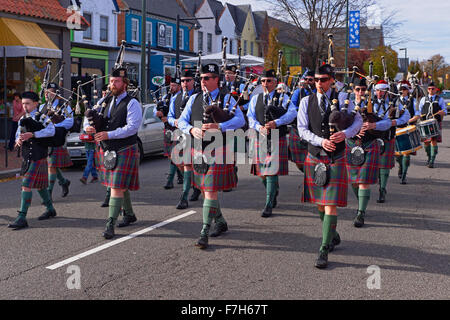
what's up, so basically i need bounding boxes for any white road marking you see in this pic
[46,210,196,270]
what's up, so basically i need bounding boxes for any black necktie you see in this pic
[264,93,269,106]
[203,93,209,106]
[109,96,117,117]
[319,95,327,115]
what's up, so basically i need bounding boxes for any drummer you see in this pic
[418,82,447,168]
[395,81,421,184]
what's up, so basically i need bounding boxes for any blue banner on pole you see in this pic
[349,11,360,48]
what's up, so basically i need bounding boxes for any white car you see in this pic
[66,104,165,163]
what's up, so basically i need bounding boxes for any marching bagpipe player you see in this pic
[371,80,410,203]
[43,83,73,203]
[177,63,245,249]
[84,66,143,240]
[9,91,56,229]
[167,69,201,210]
[156,77,184,189]
[297,64,363,268]
[247,69,297,218]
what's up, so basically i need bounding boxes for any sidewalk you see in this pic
[0,145,22,179]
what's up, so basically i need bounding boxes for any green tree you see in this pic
[264,27,287,78]
[363,45,399,80]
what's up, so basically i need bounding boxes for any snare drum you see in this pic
[395,125,422,156]
[417,119,440,140]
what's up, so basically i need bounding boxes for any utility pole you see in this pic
[344,0,349,83]
[141,0,147,103]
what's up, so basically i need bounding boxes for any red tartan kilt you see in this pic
[97,145,140,190]
[191,145,237,192]
[302,153,348,207]
[22,158,48,189]
[346,139,380,185]
[48,146,73,168]
[288,127,308,165]
[379,139,395,169]
[251,135,289,176]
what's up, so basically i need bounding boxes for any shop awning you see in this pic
[0,17,62,59]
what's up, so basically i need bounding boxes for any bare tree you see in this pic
[264,0,405,70]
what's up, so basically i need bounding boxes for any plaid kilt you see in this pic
[302,153,348,207]
[48,146,73,168]
[163,128,176,157]
[288,127,308,165]
[97,144,140,190]
[250,135,289,176]
[346,139,380,185]
[379,138,395,169]
[192,145,237,192]
[424,121,443,143]
[22,158,48,189]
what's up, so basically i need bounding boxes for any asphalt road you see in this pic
[0,120,449,301]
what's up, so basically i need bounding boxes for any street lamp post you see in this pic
[399,48,407,78]
[428,59,434,83]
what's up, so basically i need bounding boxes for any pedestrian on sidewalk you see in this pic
[9,93,25,151]
[79,134,98,185]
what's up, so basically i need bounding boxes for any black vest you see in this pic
[189,92,227,126]
[101,94,138,151]
[174,91,191,119]
[397,97,415,128]
[254,91,288,137]
[421,96,441,122]
[307,91,345,158]
[22,139,48,162]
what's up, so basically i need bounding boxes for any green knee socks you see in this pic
[379,169,390,190]
[402,155,410,175]
[358,189,371,212]
[168,162,177,182]
[214,202,227,224]
[47,173,57,196]
[318,208,325,221]
[108,197,124,226]
[321,214,337,251]
[201,199,219,237]
[430,146,438,163]
[122,190,135,217]
[352,185,359,199]
[38,188,54,211]
[182,170,192,201]
[19,191,33,217]
[265,176,278,207]
[56,168,67,185]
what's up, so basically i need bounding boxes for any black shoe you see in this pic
[261,204,272,218]
[353,210,365,228]
[38,208,57,220]
[210,222,228,237]
[189,188,201,201]
[164,180,174,189]
[103,219,115,239]
[223,188,233,192]
[377,188,386,203]
[195,235,208,249]
[428,162,434,168]
[8,216,28,230]
[401,173,407,185]
[328,232,341,252]
[272,190,279,208]
[176,197,189,210]
[315,246,329,269]
[117,214,137,228]
[61,180,70,197]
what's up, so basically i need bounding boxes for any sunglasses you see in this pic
[314,77,330,83]
[181,79,193,83]
[354,87,367,92]
[261,79,273,83]
[305,78,314,82]
[200,76,217,81]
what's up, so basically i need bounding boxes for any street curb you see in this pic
[0,168,20,180]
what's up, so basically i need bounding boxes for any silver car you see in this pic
[66,103,164,163]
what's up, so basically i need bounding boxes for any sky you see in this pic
[222,0,450,63]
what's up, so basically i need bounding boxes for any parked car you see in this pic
[67,103,165,163]
[440,90,450,112]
